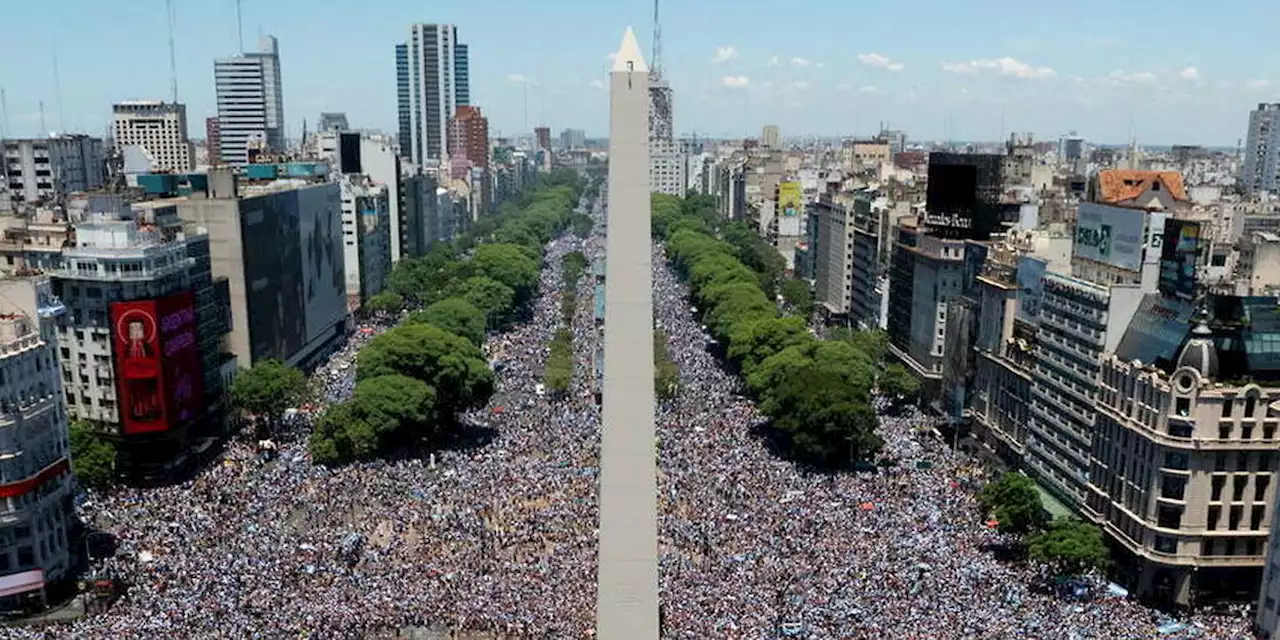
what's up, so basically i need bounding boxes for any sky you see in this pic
[2,0,1279,146]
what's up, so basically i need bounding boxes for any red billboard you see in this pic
[111,292,203,435]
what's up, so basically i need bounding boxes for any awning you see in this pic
[0,569,44,597]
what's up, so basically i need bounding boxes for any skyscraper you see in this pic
[396,24,470,166]
[448,106,490,171]
[647,32,683,196]
[1242,103,1280,195]
[111,101,194,172]
[213,36,286,164]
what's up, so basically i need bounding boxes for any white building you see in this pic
[761,125,781,149]
[110,101,194,173]
[214,36,286,163]
[0,277,73,609]
[396,24,469,167]
[339,176,391,310]
[2,136,105,207]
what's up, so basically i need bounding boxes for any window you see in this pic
[1261,453,1274,472]
[1215,452,1228,472]
[1207,505,1221,530]
[1246,396,1257,417]
[1253,505,1266,530]
[1154,535,1177,554]
[1234,475,1249,501]
[1222,399,1234,418]
[1259,475,1273,501]
[1220,424,1233,439]
[1230,505,1244,530]
[1164,452,1189,470]
[1160,475,1186,500]
[1211,475,1226,501]
[1157,505,1182,529]
[1176,397,1191,416]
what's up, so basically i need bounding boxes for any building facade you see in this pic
[448,106,489,170]
[396,24,470,166]
[2,136,106,207]
[205,117,221,165]
[887,218,968,396]
[214,36,286,164]
[110,101,194,173]
[339,177,391,310]
[1243,103,1280,196]
[0,277,73,609]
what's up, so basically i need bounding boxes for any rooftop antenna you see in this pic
[0,88,9,139]
[38,101,47,137]
[52,48,66,133]
[235,0,245,53]
[651,0,663,79]
[167,0,179,102]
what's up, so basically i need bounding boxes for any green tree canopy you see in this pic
[779,279,812,315]
[979,472,1050,535]
[1028,519,1109,577]
[357,323,494,418]
[410,297,486,346]
[768,371,883,467]
[879,363,922,404]
[229,359,308,423]
[445,276,516,325]
[727,315,812,376]
[69,420,115,489]
[365,291,404,315]
[471,244,540,304]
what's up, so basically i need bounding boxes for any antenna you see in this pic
[38,101,47,137]
[651,0,663,77]
[0,88,8,139]
[52,49,66,134]
[235,0,245,53]
[167,0,179,102]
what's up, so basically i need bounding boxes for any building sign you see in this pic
[1015,256,1048,324]
[1114,294,1195,369]
[111,292,203,435]
[1073,202,1145,272]
[1159,219,1200,299]
[1145,212,1168,266]
[778,181,803,217]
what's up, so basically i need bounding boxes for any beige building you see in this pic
[111,101,195,173]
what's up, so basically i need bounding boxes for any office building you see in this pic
[51,199,231,480]
[111,101,194,173]
[535,127,551,153]
[647,68,683,197]
[339,176,391,310]
[318,112,349,133]
[761,125,781,149]
[0,207,73,274]
[397,24,470,166]
[0,276,74,610]
[205,117,221,164]
[214,36,286,164]
[1243,104,1280,196]
[448,106,490,171]
[2,136,106,206]
[176,168,345,370]
[922,152,1006,241]
[560,128,586,150]
[312,131,416,262]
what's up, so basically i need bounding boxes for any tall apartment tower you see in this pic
[214,36,286,164]
[1242,103,1280,196]
[396,24,470,167]
[111,101,194,173]
[448,106,490,170]
[205,117,221,165]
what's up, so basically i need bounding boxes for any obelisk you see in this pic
[596,26,659,640]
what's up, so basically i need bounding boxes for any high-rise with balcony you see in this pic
[0,276,73,610]
[1243,104,1280,196]
[396,24,470,167]
[214,36,286,164]
[111,101,194,173]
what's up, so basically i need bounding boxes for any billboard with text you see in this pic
[1159,219,1201,299]
[1073,203,1145,272]
[778,181,803,217]
[111,292,204,435]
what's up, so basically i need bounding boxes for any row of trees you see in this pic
[652,193,896,468]
[310,170,588,464]
[979,472,1109,577]
[544,250,589,394]
[654,329,679,400]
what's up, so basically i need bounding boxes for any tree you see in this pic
[410,297,486,346]
[352,374,439,440]
[69,420,115,489]
[1028,519,1109,577]
[654,330,680,400]
[727,316,812,375]
[446,276,516,325]
[357,323,494,418]
[365,291,404,315]
[879,363,922,405]
[768,371,882,467]
[979,472,1049,535]
[229,359,308,425]
[849,329,890,365]
[470,244,540,304]
[779,279,812,315]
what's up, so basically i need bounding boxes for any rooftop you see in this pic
[1096,169,1188,203]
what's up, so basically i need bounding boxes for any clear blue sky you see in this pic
[1,0,1277,146]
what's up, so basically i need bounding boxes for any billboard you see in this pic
[111,293,204,435]
[778,181,803,218]
[1113,294,1195,369]
[1073,203,1145,272]
[1159,219,1200,299]
[1145,212,1168,266]
[1015,256,1048,324]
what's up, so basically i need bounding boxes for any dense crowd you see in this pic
[2,202,606,639]
[651,243,1255,639]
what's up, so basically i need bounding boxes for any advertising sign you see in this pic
[111,292,204,435]
[1145,212,1168,266]
[1114,294,1195,369]
[111,300,166,434]
[1073,203,1145,272]
[778,181,803,218]
[1015,256,1048,324]
[1159,220,1201,299]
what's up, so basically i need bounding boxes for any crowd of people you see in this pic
[2,200,607,639]
[650,243,1255,639]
